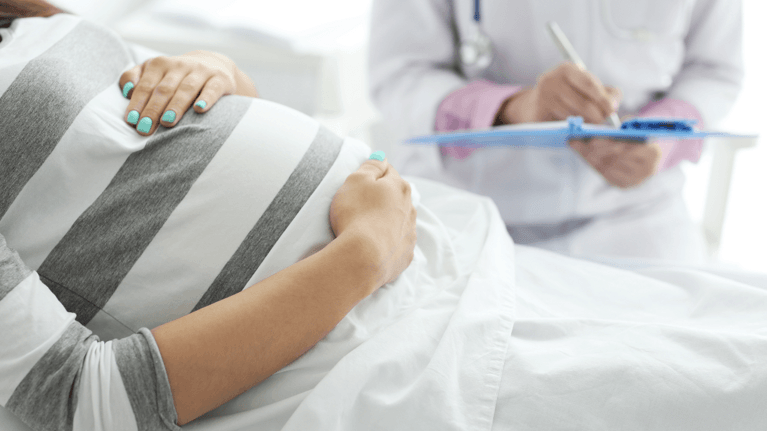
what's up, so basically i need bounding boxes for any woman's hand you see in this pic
[329,154,417,291]
[498,62,621,125]
[119,50,258,136]
[570,138,662,188]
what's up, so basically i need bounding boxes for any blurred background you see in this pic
[50,0,766,271]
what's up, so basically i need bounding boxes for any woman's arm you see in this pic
[155,229,383,424]
[155,156,415,425]
[1,154,415,429]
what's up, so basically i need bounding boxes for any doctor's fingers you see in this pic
[560,65,616,118]
[620,143,662,172]
[551,85,607,124]
[601,144,660,187]
[571,138,623,168]
[605,159,655,188]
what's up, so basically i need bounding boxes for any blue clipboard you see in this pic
[405,117,755,149]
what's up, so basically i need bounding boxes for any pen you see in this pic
[546,21,621,128]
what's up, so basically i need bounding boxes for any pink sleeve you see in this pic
[435,80,523,160]
[637,98,705,171]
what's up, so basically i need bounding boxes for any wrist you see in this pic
[330,229,387,296]
[497,88,534,125]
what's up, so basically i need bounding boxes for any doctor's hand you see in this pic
[570,138,662,188]
[119,51,258,136]
[498,62,620,125]
[330,156,417,292]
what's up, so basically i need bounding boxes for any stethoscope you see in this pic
[460,0,663,69]
[459,0,493,69]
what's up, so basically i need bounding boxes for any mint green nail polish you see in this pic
[162,110,176,123]
[195,100,207,110]
[369,150,386,161]
[127,110,139,125]
[122,82,134,98]
[137,117,152,134]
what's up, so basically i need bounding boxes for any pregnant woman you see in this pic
[0,4,423,429]
[3,3,767,431]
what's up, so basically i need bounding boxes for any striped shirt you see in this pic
[0,14,368,431]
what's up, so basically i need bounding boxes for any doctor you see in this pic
[369,0,743,263]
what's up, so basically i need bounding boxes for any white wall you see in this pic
[705,0,766,271]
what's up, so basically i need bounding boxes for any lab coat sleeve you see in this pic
[662,0,744,127]
[0,234,180,431]
[368,0,467,137]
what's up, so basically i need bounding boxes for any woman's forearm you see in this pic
[152,231,380,426]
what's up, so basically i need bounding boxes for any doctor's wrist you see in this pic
[496,88,535,125]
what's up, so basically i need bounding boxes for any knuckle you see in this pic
[154,83,175,98]
[178,81,199,94]
[134,81,155,95]
[148,55,170,67]
[140,103,161,117]
[347,171,367,183]
[205,79,228,94]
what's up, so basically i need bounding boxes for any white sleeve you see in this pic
[666,0,744,126]
[0,234,179,431]
[368,0,467,137]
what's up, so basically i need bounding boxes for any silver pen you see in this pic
[546,21,621,128]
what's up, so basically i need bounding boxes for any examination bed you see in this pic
[2,97,766,429]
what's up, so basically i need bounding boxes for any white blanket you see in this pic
[183,177,517,430]
[2,177,766,430]
[494,247,767,430]
[188,179,767,431]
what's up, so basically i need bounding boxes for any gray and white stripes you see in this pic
[1,13,351,431]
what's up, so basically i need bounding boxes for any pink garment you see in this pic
[435,80,522,160]
[637,99,705,171]
[435,80,704,171]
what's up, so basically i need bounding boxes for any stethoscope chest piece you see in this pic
[460,26,493,69]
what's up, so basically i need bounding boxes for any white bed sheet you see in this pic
[3,178,766,430]
[493,246,767,430]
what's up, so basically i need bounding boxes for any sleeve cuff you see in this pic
[112,328,181,431]
[638,98,706,171]
[435,80,523,160]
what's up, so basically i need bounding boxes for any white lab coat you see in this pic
[369,0,743,263]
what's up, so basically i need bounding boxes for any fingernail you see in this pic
[195,100,207,110]
[369,150,386,161]
[162,110,176,123]
[127,110,139,125]
[612,98,620,110]
[122,82,134,99]
[137,117,152,134]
